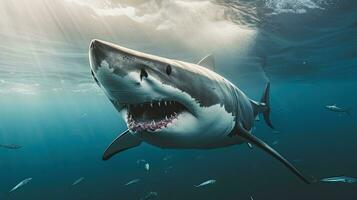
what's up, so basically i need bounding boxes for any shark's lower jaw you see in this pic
[125,100,188,132]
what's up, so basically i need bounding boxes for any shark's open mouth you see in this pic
[126,100,187,132]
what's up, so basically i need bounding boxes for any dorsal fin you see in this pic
[197,54,215,71]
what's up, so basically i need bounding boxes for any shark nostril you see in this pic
[140,68,148,81]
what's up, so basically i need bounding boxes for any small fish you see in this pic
[145,163,150,171]
[72,177,85,186]
[0,144,22,149]
[325,104,350,115]
[272,140,279,145]
[250,196,254,200]
[320,176,357,184]
[125,178,140,186]
[195,179,216,187]
[9,178,32,193]
[136,159,146,164]
[140,191,158,200]
[247,143,253,149]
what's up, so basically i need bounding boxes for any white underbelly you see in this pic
[141,133,245,149]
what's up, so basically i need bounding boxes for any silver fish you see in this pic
[9,178,32,193]
[0,144,22,149]
[320,176,357,183]
[325,104,350,115]
[195,179,216,187]
[125,178,140,186]
[72,177,85,186]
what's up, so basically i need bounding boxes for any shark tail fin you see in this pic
[259,82,274,129]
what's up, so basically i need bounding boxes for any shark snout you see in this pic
[89,39,189,107]
[90,39,115,53]
[89,39,114,72]
[89,39,156,103]
[89,39,99,49]
[90,39,111,50]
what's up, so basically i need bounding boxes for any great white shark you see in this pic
[89,39,311,184]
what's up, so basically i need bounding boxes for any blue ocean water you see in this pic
[0,0,356,199]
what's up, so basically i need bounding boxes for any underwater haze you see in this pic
[0,0,357,199]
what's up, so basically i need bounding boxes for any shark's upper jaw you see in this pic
[125,99,188,132]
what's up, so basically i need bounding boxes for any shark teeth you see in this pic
[128,113,178,132]
[125,99,186,132]
[125,100,175,109]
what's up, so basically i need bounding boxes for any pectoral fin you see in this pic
[236,124,312,184]
[103,129,142,161]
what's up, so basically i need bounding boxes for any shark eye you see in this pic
[166,64,172,75]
